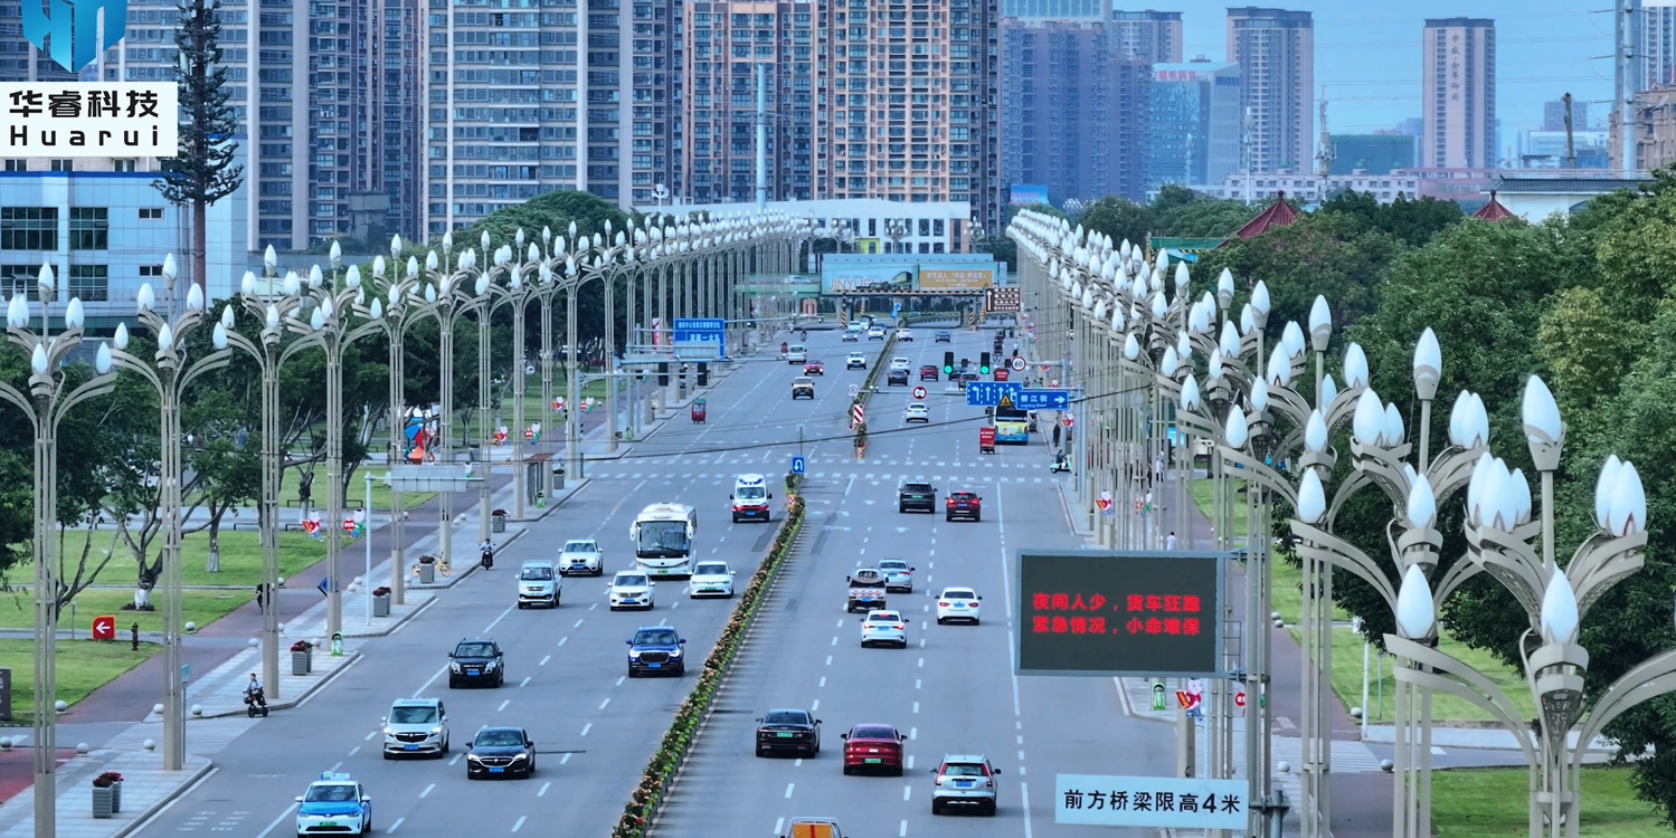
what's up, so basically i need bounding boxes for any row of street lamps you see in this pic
[1006,207,1676,838]
[3,210,815,838]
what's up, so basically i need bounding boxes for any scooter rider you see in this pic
[480,539,495,570]
[244,672,267,713]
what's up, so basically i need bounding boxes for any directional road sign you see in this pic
[1011,356,1026,372]
[672,318,727,358]
[1014,389,1071,411]
[964,381,1022,407]
[912,386,927,400]
[790,456,806,475]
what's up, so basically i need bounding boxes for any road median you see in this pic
[610,495,807,838]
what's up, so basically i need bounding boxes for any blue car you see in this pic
[295,773,372,836]
[627,625,686,677]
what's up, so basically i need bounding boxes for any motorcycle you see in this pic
[1049,455,1071,474]
[480,545,495,570]
[245,687,269,718]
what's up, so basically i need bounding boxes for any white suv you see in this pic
[846,352,868,370]
[558,539,603,576]
[889,357,911,371]
[930,754,1001,816]
[383,697,449,758]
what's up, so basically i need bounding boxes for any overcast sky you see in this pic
[1161,2,1616,143]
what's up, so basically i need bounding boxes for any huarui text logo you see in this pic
[22,0,129,74]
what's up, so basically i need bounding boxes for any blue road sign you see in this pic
[964,381,1023,407]
[181,664,190,682]
[1014,389,1071,410]
[790,455,806,475]
[673,318,727,358]
[317,577,338,596]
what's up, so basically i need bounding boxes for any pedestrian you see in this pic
[1154,454,1164,485]
[1051,423,1062,448]
[1166,531,1178,551]
[255,583,266,613]
[130,622,140,651]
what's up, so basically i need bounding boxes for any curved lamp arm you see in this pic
[1388,634,1540,769]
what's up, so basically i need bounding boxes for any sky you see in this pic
[1163,1,1617,147]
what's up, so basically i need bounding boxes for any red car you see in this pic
[841,724,907,775]
[804,360,825,375]
[946,491,982,522]
[919,365,939,382]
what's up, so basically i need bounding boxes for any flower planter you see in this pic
[92,786,114,819]
[112,780,122,812]
[372,593,391,618]
[292,648,313,676]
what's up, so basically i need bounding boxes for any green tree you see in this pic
[1537,286,1635,416]
[1077,197,1157,248]
[154,0,244,297]
[1318,191,1464,248]
[1156,200,1262,238]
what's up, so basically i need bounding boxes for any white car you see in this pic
[868,327,886,340]
[687,560,736,598]
[877,559,914,592]
[608,571,655,611]
[846,352,868,370]
[516,560,560,608]
[860,609,910,648]
[558,539,603,576]
[936,587,982,624]
[295,773,372,836]
[842,329,861,342]
[896,329,914,342]
[382,698,449,758]
[904,403,930,423]
[787,344,808,363]
[889,356,911,371]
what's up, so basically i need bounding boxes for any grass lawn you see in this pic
[1432,766,1667,837]
[0,587,256,634]
[1313,625,1536,725]
[14,529,329,590]
[0,638,161,717]
[1190,478,1250,540]
[275,465,436,512]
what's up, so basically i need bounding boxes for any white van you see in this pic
[787,344,808,363]
[730,474,773,523]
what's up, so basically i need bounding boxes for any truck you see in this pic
[846,568,888,613]
[630,503,698,578]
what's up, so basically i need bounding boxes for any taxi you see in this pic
[295,772,373,836]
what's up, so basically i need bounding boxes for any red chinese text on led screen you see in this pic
[1029,591,1201,636]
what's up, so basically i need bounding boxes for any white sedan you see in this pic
[936,587,982,624]
[608,571,655,611]
[867,327,886,340]
[687,561,736,599]
[860,609,911,648]
[896,329,914,342]
[904,404,930,423]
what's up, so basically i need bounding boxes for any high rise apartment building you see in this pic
[423,0,682,238]
[1148,61,1241,190]
[1109,9,1180,63]
[1421,17,1494,169]
[1544,98,1589,132]
[1226,6,1312,174]
[681,1,814,204]
[1645,1,1676,89]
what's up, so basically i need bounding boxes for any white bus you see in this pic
[630,503,698,578]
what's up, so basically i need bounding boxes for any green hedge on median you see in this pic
[611,495,807,838]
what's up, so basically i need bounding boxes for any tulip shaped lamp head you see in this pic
[1412,327,1442,402]
[1539,572,1580,646]
[1297,469,1326,525]
[1395,565,1436,640]
[1308,295,1332,353]
[1224,407,1250,450]
[1216,268,1234,309]
[1522,374,1564,471]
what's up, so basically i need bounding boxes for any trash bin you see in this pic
[373,593,391,618]
[553,466,566,491]
[491,513,507,534]
[292,648,313,676]
[419,562,436,584]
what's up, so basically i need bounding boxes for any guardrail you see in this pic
[611,495,808,838]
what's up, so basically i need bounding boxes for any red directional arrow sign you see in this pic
[912,386,927,400]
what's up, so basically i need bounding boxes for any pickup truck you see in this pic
[898,481,936,514]
[846,569,888,613]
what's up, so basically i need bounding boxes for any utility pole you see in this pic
[1563,92,1577,169]
[1617,0,1644,173]
[1315,93,1335,201]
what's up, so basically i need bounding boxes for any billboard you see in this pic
[1014,549,1224,677]
[920,267,994,291]
[1010,184,1050,206]
[821,261,918,295]
[820,258,999,295]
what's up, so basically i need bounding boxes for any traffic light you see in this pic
[980,352,992,375]
[658,361,670,387]
[943,351,955,375]
[697,362,710,387]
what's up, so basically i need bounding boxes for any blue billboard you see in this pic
[1010,184,1050,206]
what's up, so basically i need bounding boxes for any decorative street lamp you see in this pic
[356,242,422,603]
[110,262,233,773]
[413,237,487,570]
[0,263,116,838]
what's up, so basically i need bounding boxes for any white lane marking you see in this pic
[414,664,449,697]
[899,820,908,837]
[561,753,573,764]
[915,679,922,689]
[348,746,360,756]
[1018,750,1025,760]
[907,755,915,769]
[513,815,528,832]
[539,781,551,796]
[672,602,680,610]
[1022,782,1034,838]
[795,758,803,767]
[1020,765,1027,776]
[913,702,920,714]
[126,766,219,837]
[498,699,510,711]
[774,818,785,835]
[540,655,550,666]
[616,675,626,686]
[450,754,463,765]
[811,699,820,711]
[329,761,342,772]
[558,637,568,646]
[590,603,599,611]
[831,636,837,646]
[1017,735,1024,744]
[364,730,377,741]
[819,676,827,687]
[251,803,299,838]
[785,783,795,799]
[389,817,405,832]
[836,619,844,628]
[520,677,531,687]
[919,638,925,648]
[482,604,516,634]
[581,723,593,736]
[825,656,833,666]
[909,727,917,740]
[903,786,911,801]
[918,657,924,668]
[574,619,585,628]
[420,783,435,798]
[599,698,611,710]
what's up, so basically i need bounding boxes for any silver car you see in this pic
[517,560,560,608]
[930,754,1001,816]
[383,697,450,758]
[559,539,603,576]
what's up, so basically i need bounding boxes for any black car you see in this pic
[887,369,909,386]
[755,708,822,757]
[448,638,505,688]
[898,481,936,514]
[627,626,687,677]
[466,726,536,779]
